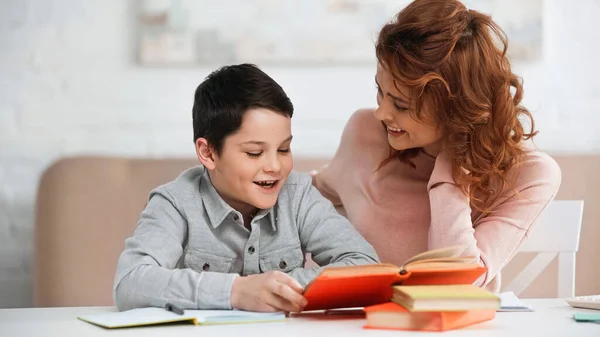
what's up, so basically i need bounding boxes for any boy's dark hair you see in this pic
[192,63,294,155]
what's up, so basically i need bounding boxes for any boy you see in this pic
[113,64,379,313]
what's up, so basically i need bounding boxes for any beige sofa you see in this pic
[33,155,600,307]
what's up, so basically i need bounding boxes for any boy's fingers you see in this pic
[268,292,302,313]
[272,281,307,309]
[257,302,281,313]
[274,272,304,293]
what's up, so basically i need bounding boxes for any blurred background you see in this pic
[0,0,598,308]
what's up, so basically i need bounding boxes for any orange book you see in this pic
[302,245,487,311]
[363,302,495,331]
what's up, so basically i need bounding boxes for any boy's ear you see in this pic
[195,138,216,170]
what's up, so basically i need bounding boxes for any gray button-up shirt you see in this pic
[114,166,379,311]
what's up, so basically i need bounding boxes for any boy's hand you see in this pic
[230,271,307,312]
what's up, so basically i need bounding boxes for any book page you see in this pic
[78,307,286,328]
[401,245,471,267]
[406,261,481,271]
[497,291,533,311]
[78,308,194,328]
[188,309,285,323]
[318,263,399,277]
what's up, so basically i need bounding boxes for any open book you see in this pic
[302,245,487,311]
[78,307,285,329]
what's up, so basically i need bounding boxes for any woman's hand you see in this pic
[308,169,319,187]
[230,271,307,312]
[309,164,329,187]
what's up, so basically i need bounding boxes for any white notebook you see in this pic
[78,307,285,329]
[497,291,533,312]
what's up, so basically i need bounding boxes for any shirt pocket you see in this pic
[259,245,304,273]
[183,249,235,273]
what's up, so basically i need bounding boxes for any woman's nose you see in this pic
[373,104,392,122]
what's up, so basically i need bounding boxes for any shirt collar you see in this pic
[199,167,277,231]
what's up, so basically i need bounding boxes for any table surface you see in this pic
[1,299,599,337]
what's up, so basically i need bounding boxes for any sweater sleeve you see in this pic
[289,174,380,286]
[426,151,562,287]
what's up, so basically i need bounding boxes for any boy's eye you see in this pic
[376,85,383,96]
[246,152,262,158]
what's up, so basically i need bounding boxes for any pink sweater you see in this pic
[314,109,562,292]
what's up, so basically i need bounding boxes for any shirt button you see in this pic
[279,260,287,269]
[202,263,210,271]
[233,214,239,221]
[248,246,255,254]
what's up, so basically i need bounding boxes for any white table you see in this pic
[1,299,598,337]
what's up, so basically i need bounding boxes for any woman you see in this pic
[312,0,561,292]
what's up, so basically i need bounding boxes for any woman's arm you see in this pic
[426,151,562,287]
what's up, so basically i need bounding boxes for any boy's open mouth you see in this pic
[253,180,278,189]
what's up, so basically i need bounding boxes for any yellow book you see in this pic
[391,285,500,312]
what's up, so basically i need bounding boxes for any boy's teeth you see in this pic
[255,180,277,187]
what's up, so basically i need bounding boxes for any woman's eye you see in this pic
[394,104,409,111]
[278,148,290,153]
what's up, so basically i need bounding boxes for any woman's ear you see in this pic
[195,138,216,170]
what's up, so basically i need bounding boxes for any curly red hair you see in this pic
[375,0,537,211]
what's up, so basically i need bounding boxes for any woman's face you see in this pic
[373,64,445,156]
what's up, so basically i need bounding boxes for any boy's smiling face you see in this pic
[198,108,293,216]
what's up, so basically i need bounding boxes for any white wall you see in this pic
[1,0,599,307]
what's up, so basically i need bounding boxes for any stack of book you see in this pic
[300,245,501,331]
[363,284,500,332]
[302,245,490,312]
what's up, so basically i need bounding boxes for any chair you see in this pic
[504,200,584,298]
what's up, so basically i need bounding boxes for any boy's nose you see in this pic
[264,157,281,173]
